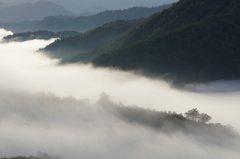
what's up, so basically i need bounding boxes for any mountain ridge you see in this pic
[0,1,73,23]
[0,4,171,33]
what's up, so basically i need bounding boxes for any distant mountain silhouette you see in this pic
[0,1,73,23]
[52,0,240,85]
[0,21,37,33]
[0,4,171,33]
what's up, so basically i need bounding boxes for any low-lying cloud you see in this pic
[0,28,240,159]
[0,89,239,159]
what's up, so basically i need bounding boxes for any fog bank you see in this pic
[0,89,239,159]
[0,28,240,158]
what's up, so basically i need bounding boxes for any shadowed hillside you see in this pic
[41,19,141,60]
[87,0,240,85]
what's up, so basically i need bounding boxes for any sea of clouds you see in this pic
[0,28,240,159]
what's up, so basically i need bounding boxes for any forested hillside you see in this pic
[89,0,240,84]
[41,20,141,60]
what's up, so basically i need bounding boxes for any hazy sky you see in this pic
[0,0,178,14]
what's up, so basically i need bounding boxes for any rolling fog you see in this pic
[0,28,240,159]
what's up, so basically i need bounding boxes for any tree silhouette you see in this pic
[184,108,200,122]
[184,108,211,123]
[199,113,211,123]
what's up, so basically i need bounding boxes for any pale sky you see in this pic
[0,0,178,14]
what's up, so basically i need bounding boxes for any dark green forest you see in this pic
[89,0,240,84]
[39,0,240,85]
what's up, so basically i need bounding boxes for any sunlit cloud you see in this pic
[0,28,13,41]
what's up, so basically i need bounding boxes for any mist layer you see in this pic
[0,28,240,159]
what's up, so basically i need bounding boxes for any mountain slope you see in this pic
[41,19,141,60]
[0,1,73,23]
[89,0,240,84]
[95,0,240,52]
